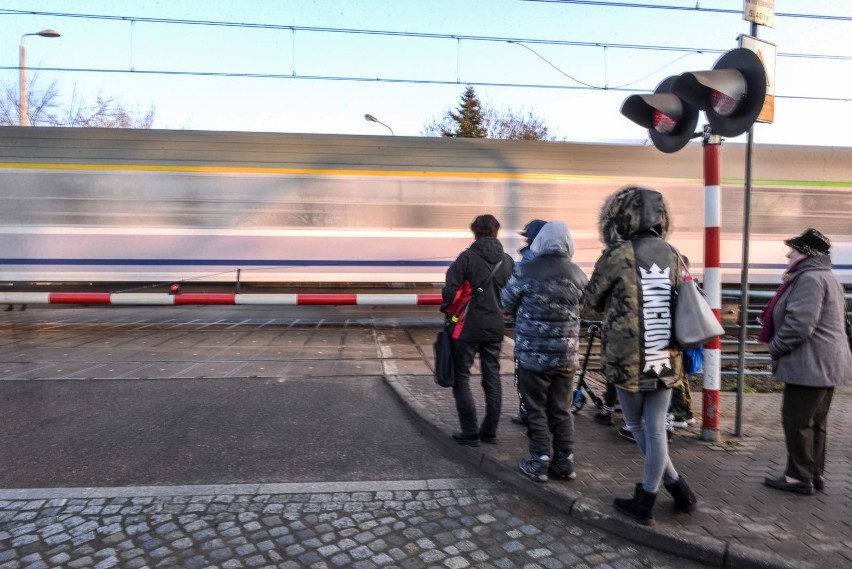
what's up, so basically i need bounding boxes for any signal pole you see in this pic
[702,126,722,442]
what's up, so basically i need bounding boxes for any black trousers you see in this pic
[781,383,834,484]
[451,339,503,438]
[517,365,575,457]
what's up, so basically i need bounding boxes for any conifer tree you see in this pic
[442,86,487,138]
[423,85,557,141]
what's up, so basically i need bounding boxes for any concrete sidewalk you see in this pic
[382,327,852,569]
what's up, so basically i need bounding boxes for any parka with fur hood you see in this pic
[585,186,685,392]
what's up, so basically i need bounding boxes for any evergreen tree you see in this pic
[442,86,487,138]
[423,86,558,141]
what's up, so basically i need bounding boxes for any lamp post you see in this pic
[20,29,61,126]
[364,113,394,135]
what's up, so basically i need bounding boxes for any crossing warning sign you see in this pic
[740,35,776,124]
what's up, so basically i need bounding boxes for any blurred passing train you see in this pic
[0,127,850,289]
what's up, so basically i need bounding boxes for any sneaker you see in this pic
[510,415,528,427]
[548,451,577,480]
[672,417,696,429]
[452,432,480,447]
[520,453,550,482]
[594,410,614,426]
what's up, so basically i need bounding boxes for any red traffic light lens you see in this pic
[652,110,677,134]
[710,89,741,117]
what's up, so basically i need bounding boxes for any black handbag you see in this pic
[433,320,455,387]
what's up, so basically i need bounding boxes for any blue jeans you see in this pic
[617,386,679,493]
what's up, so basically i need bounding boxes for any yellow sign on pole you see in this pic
[743,0,775,28]
[740,35,776,124]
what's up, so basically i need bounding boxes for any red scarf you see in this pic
[757,258,804,344]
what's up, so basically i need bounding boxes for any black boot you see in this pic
[614,483,657,526]
[665,475,697,513]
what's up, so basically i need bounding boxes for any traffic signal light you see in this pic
[621,76,699,153]
[672,48,767,138]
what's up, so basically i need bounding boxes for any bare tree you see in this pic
[0,73,63,126]
[0,76,154,128]
[423,86,559,141]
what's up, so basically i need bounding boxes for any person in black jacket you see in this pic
[441,214,515,447]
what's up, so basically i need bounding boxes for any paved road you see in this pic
[0,306,707,568]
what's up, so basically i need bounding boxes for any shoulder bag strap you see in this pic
[453,260,504,323]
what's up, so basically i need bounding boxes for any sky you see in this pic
[0,0,850,146]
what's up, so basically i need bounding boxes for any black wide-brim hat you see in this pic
[784,228,831,256]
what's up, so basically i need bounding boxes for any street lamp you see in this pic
[364,113,394,135]
[20,29,61,126]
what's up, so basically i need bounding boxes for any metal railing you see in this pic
[721,288,852,377]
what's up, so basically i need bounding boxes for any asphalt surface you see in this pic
[0,376,473,488]
[0,305,708,569]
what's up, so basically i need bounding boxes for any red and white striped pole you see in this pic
[701,127,723,442]
[0,292,444,306]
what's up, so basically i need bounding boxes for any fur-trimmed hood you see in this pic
[598,186,672,248]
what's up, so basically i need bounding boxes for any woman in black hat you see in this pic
[759,228,852,495]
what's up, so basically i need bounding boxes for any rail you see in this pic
[721,288,852,378]
[3,288,848,381]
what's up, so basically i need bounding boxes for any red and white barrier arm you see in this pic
[0,293,444,306]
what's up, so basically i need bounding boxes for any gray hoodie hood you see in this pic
[530,221,575,258]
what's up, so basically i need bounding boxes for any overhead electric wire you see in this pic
[0,6,849,103]
[523,0,852,22]
[0,8,848,62]
[0,64,846,102]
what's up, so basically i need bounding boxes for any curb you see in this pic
[384,374,814,569]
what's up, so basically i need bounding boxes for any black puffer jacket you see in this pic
[441,237,514,343]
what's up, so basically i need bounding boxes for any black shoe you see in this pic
[548,451,576,481]
[479,433,497,445]
[594,411,614,426]
[814,475,824,492]
[618,426,635,442]
[520,453,550,483]
[764,476,814,495]
[510,415,528,426]
[452,432,480,447]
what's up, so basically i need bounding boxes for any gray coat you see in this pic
[769,255,852,386]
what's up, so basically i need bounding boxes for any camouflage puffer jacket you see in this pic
[585,187,684,392]
[501,221,588,372]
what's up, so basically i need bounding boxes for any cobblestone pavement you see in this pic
[0,479,706,569]
[386,324,852,569]
[0,307,711,568]
[4,307,851,567]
